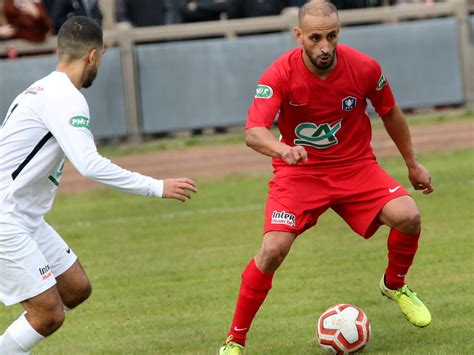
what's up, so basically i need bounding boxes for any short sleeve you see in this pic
[246,61,285,129]
[366,60,396,117]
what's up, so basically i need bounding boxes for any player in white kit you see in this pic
[0,16,197,353]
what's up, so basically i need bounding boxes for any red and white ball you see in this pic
[316,304,371,354]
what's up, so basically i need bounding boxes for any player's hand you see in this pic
[280,145,308,165]
[162,178,198,202]
[408,162,433,194]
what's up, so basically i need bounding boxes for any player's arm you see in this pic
[246,61,307,166]
[42,94,197,201]
[381,105,433,194]
[245,127,307,165]
[368,61,433,195]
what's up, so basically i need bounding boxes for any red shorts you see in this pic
[264,160,409,238]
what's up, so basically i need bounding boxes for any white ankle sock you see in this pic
[0,314,44,354]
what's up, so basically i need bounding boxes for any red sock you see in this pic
[385,228,421,289]
[228,259,274,346]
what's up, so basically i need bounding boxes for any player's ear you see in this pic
[294,27,303,45]
[87,48,97,65]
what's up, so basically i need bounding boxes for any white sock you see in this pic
[0,314,44,354]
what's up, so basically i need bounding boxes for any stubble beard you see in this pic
[83,67,98,88]
[305,47,336,70]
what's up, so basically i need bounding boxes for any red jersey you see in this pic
[246,44,395,174]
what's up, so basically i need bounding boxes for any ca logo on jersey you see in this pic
[342,96,357,111]
[294,120,342,149]
[69,116,90,130]
[255,85,273,99]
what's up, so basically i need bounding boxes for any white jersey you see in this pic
[0,71,163,234]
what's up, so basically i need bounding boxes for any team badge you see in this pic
[342,96,357,111]
[255,84,273,99]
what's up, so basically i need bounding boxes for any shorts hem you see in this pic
[1,279,57,306]
[54,254,78,278]
[263,226,300,236]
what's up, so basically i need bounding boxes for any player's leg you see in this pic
[377,196,431,327]
[33,222,91,310]
[220,231,296,354]
[0,288,65,354]
[378,195,421,289]
[255,230,296,273]
[220,174,328,353]
[56,260,92,309]
[0,230,63,353]
[332,162,430,327]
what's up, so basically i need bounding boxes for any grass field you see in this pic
[0,147,473,354]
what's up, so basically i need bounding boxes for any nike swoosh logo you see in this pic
[66,248,71,254]
[233,326,248,332]
[389,186,401,193]
[289,101,307,107]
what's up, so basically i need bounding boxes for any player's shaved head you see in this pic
[57,16,103,61]
[298,0,339,27]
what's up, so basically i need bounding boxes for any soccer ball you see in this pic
[316,304,371,354]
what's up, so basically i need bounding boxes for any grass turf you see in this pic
[0,148,472,354]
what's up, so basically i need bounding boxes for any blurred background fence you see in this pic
[0,0,472,142]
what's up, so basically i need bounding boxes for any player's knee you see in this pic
[73,280,92,308]
[396,210,421,235]
[261,244,288,266]
[79,280,92,303]
[51,307,65,331]
[40,305,65,334]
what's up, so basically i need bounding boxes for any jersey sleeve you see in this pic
[366,60,396,117]
[41,92,163,197]
[246,62,285,129]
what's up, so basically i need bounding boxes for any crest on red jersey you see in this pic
[342,96,357,111]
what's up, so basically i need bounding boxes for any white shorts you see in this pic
[0,221,77,306]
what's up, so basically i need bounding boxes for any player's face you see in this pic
[83,46,105,88]
[295,13,340,73]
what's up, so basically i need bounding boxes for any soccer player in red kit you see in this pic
[219,1,433,353]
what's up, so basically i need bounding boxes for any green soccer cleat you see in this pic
[219,336,244,355]
[380,275,432,327]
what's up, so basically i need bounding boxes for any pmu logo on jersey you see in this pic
[69,116,90,130]
[255,85,273,99]
[39,264,53,280]
[342,96,357,111]
[271,210,296,227]
[294,120,342,149]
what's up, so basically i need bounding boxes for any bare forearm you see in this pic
[381,105,417,167]
[245,127,287,158]
[245,127,308,165]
